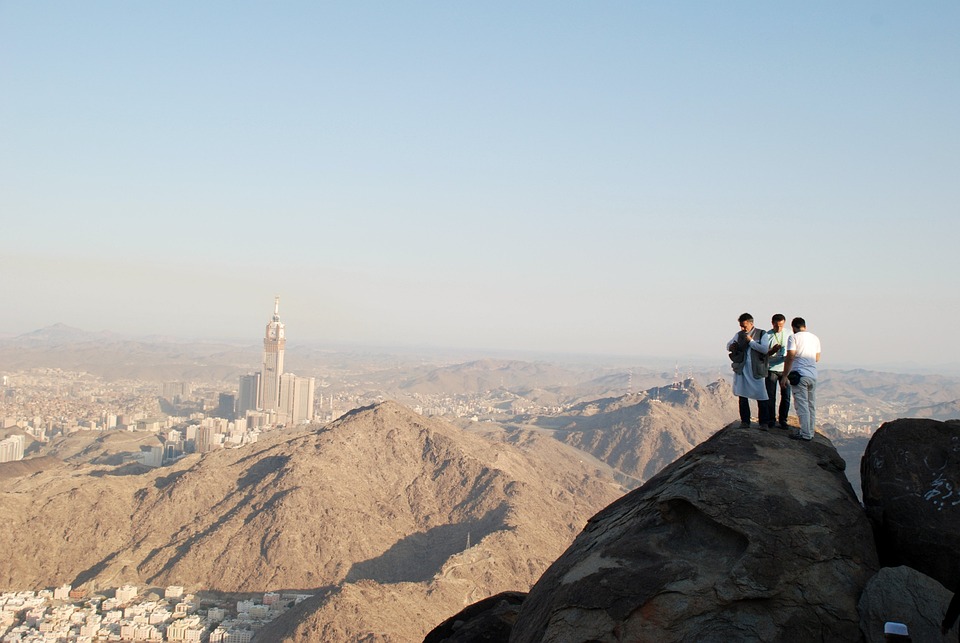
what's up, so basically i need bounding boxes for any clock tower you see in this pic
[260,296,286,411]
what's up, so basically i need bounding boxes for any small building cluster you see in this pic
[0,584,312,642]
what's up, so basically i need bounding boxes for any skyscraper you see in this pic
[260,297,285,412]
[279,373,315,424]
[237,373,260,418]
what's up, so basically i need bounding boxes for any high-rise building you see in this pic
[279,373,315,425]
[196,424,219,453]
[237,373,260,417]
[232,298,315,428]
[160,381,190,402]
[260,297,285,412]
[215,393,236,421]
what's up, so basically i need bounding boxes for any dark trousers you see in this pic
[761,370,791,426]
[739,396,759,424]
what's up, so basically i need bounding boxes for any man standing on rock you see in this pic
[727,313,771,429]
[761,314,791,429]
[782,317,821,441]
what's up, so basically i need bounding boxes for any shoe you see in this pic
[788,432,812,441]
[758,424,768,431]
[739,422,751,428]
[778,422,789,430]
[767,423,777,430]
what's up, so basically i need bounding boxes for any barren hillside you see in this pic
[0,401,623,641]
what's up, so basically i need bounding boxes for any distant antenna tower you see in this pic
[673,363,681,389]
[465,532,471,550]
[627,370,633,395]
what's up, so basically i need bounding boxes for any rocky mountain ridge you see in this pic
[523,378,738,484]
[0,401,624,641]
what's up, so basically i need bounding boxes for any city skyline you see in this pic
[235,297,315,427]
[2,3,958,369]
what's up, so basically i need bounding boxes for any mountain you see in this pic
[431,426,891,642]
[0,325,258,381]
[904,399,960,421]
[520,379,739,485]
[819,369,960,411]
[12,323,120,345]
[396,359,582,395]
[0,401,623,641]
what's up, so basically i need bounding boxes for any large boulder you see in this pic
[423,591,526,643]
[861,418,960,591]
[509,425,879,642]
[857,566,952,643]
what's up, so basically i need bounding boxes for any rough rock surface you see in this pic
[861,418,960,591]
[423,591,525,643]
[857,566,952,643]
[509,424,879,642]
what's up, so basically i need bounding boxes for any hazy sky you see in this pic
[2,2,958,369]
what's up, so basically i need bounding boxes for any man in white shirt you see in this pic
[782,317,821,441]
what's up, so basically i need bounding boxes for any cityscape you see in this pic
[1,301,957,641]
[0,299,911,472]
[0,583,312,643]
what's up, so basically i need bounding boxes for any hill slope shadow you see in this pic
[346,503,509,584]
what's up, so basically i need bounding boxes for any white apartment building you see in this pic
[115,585,139,604]
[0,435,25,463]
[209,625,254,643]
[166,615,205,642]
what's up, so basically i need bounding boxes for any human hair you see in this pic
[738,313,754,324]
[791,317,806,331]
[772,314,785,323]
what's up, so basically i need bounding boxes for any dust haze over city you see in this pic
[2,2,960,642]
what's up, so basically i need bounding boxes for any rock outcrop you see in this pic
[423,591,525,643]
[857,566,952,643]
[504,425,878,642]
[861,418,960,592]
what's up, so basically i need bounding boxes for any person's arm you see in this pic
[783,350,796,372]
[748,331,767,353]
[728,331,748,351]
[765,332,780,356]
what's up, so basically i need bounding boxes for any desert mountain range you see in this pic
[0,402,624,640]
[523,378,738,484]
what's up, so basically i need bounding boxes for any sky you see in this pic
[1,2,958,369]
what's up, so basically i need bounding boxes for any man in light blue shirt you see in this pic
[761,314,791,429]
